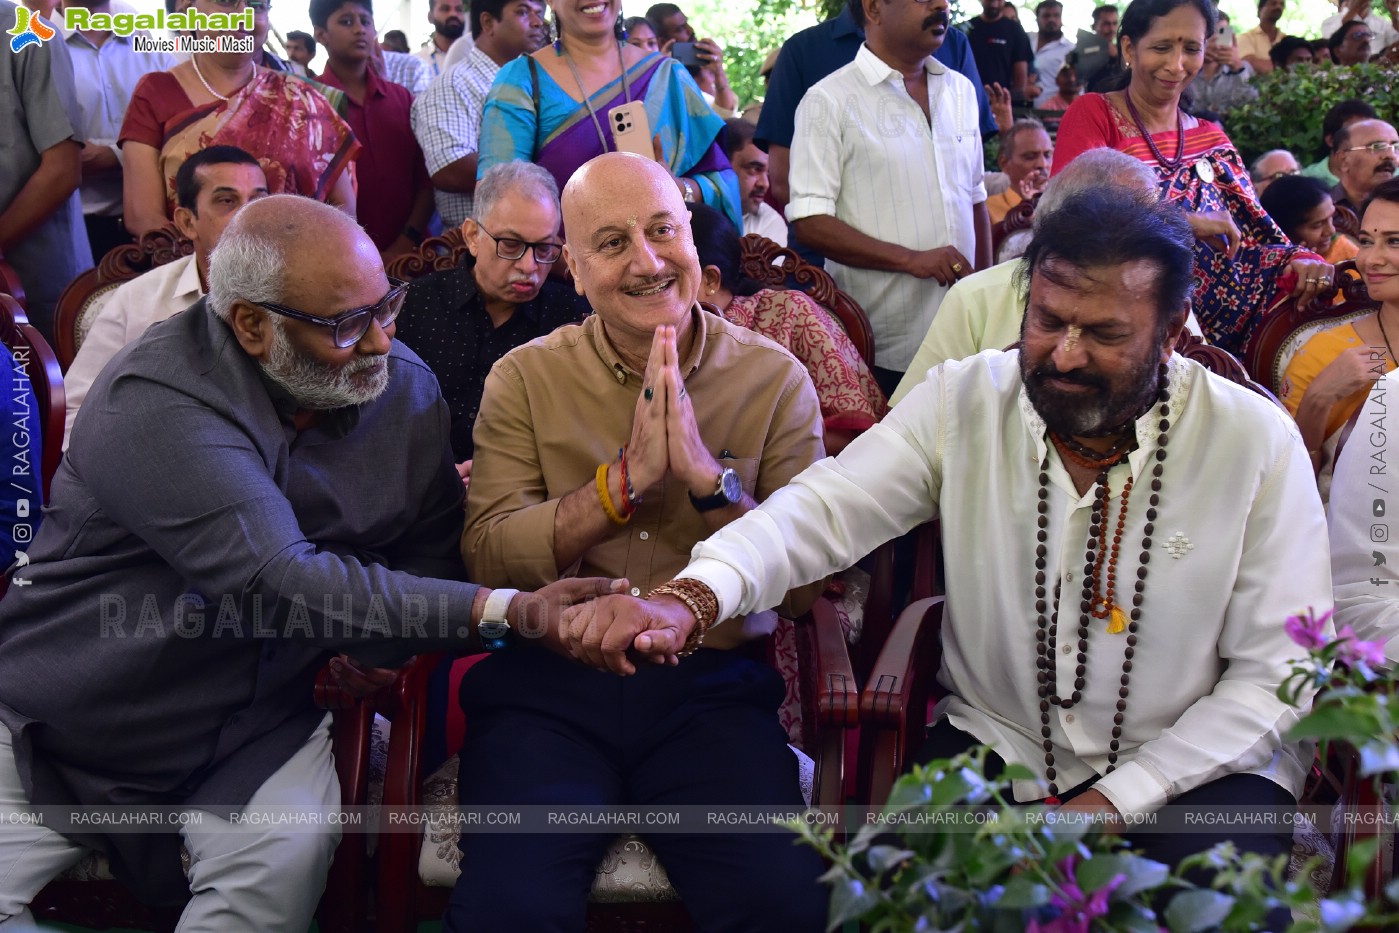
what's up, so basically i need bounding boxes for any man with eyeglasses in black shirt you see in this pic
[394,161,591,486]
[1332,118,1398,215]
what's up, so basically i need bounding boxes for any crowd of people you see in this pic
[1,0,1399,927]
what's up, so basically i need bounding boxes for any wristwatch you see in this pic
[477,587,519,651]
[689,467,742,512]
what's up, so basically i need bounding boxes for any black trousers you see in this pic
[443,647,828,933]
[917,718,1297,929]
[84,214,134,267]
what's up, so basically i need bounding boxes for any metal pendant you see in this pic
[1195,159,1215,184]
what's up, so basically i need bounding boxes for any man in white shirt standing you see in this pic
[416,0,469,79]
[723,118,787,246]
[61,0,175,265]
[1322,0,1399,57]
[63,145,268,447]
[1026,0,1074,107]
[787,0,991,396]
[412,0,546,228]
[569,190,1329,927]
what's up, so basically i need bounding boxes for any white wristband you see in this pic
[482,588,519,624]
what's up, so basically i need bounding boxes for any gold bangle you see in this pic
[648,578,720,656]
[596,462,629,526]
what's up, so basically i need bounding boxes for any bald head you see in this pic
[1036,148,1159,227]
[208,195,384,323]
[561,153,689,240]
[561,153,701,339]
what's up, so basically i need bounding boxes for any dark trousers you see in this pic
[872,366,906,402]
[84,214,134,267]
[442,648,829,933]
[917,718,1296,929]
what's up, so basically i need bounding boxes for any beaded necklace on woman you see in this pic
[1034,362,1171,804]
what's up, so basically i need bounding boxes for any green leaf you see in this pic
[1075,853,1129,893]
[996,874,1051,909]
[827,876,881,929]
[1002,762,1037,782]
[1111,855,1172,898]
[865,845,914,874]
[1288,704,1383,742]
[1164,889,1235,933]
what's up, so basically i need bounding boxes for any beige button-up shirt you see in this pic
[463,308,827,647]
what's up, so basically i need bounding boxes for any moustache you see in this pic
[924,11,950,29]
[1029,361,1108,391]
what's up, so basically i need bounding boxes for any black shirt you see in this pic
[965,16,1033,96]
[394,264,591,461]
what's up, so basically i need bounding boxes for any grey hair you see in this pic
[1034,147,1159,229]
[999,117,1048,162]
[206,221,288,322]
[472,161,561,223]
[1249,148,1294,182]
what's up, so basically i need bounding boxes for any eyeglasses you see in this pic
[1262,168,1300,181]
[1343,31,1373,42]
[478,226,562,264]
[254,278,409,348]
[1344,140,1399,155]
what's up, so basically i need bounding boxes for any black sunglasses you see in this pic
[254,277,409,348]
[478,226,563,264]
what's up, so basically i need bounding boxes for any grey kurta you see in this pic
[0,300,478,902]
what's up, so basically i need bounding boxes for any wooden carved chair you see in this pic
[0,254,27,308]
[28,668,378,933]
[1334,204,1361,243]
[1243,259,1376,399]
[0,294,63,507]
[374,598,858,933]
[738,233,876,368]
[52,228,194,370]
[991,197,1036,265]
[386,227,471,281]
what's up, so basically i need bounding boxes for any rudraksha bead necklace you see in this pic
[1034,365,1171,803]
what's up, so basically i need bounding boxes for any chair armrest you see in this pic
[858,597,944,805]
[379,653,446,808]
[808,596,859,730]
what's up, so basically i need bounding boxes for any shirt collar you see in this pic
[854,42,947,87]
[833,7,863,39]
[590,306,709,384]
[317,64,385,99]
[177,254,206,301]
[65,28,131,49]
[1017,351,1191,471]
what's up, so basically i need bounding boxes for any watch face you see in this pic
[719,467,742,503]
[478,620,510,641]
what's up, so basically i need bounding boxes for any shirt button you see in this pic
[630,587,641,597]
[1065,714,1075,724]
[1066,571,1074,582]
[639,531,649,540]
[1062,644,1072,655]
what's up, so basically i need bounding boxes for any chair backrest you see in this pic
[991,197,1036,264]
[52,227,194,370]
[1333,203,1360,243]
[0,255,27,308]
[738,233,877,368]
[1243,259,1376,398]
[0,294,64,503]
[386,228,472,281]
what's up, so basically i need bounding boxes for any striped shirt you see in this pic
[411,46,500,228]
[787,43,986,372]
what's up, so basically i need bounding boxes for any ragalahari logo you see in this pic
[9,5,56,53]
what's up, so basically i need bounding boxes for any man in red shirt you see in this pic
[314,0,434,261]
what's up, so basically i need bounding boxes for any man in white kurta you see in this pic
[568,191,1330,911]
[786,0,991,394]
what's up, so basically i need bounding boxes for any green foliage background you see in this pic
[1226,62,1399,165]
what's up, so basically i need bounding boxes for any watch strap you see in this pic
[482,588,519,624]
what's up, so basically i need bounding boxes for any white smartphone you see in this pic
[608,101,654,158]
[1213,23,1234,47]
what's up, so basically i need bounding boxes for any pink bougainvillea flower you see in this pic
[1333,625,1387,669]
[1285,607,1333,650]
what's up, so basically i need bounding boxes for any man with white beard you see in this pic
[0,194,612,930]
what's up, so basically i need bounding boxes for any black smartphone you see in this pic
[670,41,700,68]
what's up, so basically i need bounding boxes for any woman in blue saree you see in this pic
[476,0,741,232]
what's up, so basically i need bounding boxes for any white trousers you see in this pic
[0,715,340,932]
